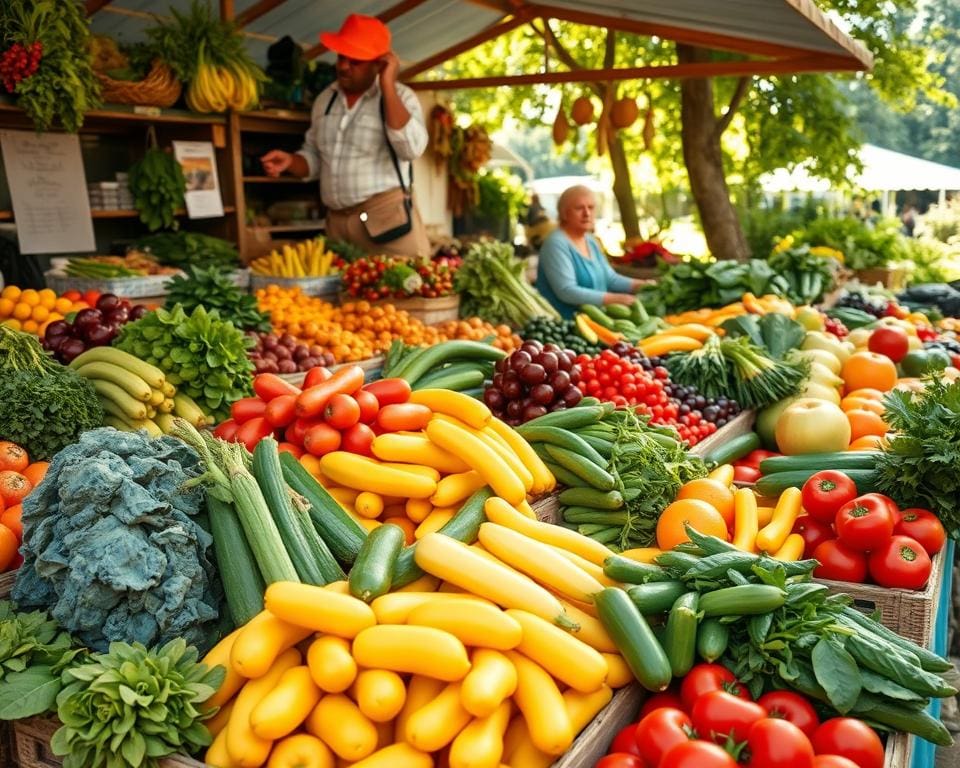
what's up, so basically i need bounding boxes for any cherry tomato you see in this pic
[894,508,946,556]
[812,718,884,768]
[264,394,298,429]
[691,690,766,744]
[608,723,643,756]
[868,326,910,363]
[757,691,820,739]
[354,389,380,424]
[324,394,361,430]
[253,373,301,402]
[376,403,432,432]
[297,366,365,418]
[303,422,341,457]
[285,417,321,448]
[341,423,375,456]
[747,718,814,768]
[660,740,737,768]
[639,689,686,718]
[813,757,861,768]
[812,539,868,583]
[303,366,333,389]
[276,442,303,459]
[868,535,932,589]
[835,494,896,552]
[235,416,275,452]
[230,396,267,424]
[595,755,644,768]
[792,515,835,560]
[741,449,781,470]
[634,708,693,767]
[801,471,858,523]
[733,465,761,483]
[680,664,751,711]
[212,418,239,442]
[363,378,412,407]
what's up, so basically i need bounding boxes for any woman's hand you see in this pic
[603,292,636,306]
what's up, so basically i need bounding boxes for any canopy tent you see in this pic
[87,0,873,87]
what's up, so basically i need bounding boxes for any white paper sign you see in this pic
[173,140,224,219]
[0,130,96,254]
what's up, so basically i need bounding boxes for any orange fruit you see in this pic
[12,303,30,321]
[841,396,885,416]
[845,388,885,401]
[37,289,57,309]
[0,298,12,318]
[30,305,49,323]
[0,442,28,473]
[848,435,885,450]
[0,286,20,301]
[846,409,889,441]
[0,524,17,570]
[0,471,31,505]
[18,289,38,307]
[22,461,48,486]
[0,505,21,541]
[656,499,729,551]
[21,320,38,334]
[676,478,736,527]
[54,297,73,314]
[842,351,898,393]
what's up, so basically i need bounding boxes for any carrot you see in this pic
[296,366,366,418]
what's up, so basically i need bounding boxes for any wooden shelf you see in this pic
[237,110,310,135]
[0,99,227,129]
[250,221,325,233]
[242,176,312,184]
[0,208,234,221]
[0,210,12,221]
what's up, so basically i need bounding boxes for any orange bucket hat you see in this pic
[320,14,391,61]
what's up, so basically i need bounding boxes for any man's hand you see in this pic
[260,150,293,177]
[378,51,400,88]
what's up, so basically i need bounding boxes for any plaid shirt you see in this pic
[296,80,428,211]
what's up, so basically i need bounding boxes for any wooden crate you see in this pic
[388,294,460,326]
[0,569,17,598]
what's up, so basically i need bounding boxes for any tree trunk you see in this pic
[677,44,750,261]
[608,130,640,240]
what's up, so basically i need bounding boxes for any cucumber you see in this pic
[412,367,486,392]
[626,581,689,614]
[696,618,730,662]
[206,495,265,626]
[558,487,623,509]
[522,405,606,430]
[756,469,879,497]
[605,304,632,320]
[603,555,672,585]
[698,585,786,617]
[580,304,617,329]
[392,487,491,588]
[349,523,406,602]
[663,592,699,677]
[516,425,608,467]
[543,444,615,490]
[541,460,584,489]
[279,451,367,565]
[563,509,630,525]
[595,588,672,691]
[393,341,505,385]
[701,432,761,467]
[758,452,879,475]
[576,433,614,458]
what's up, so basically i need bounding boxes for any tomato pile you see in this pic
[340,254,459,301]
[598,663,885,768]
[800,471,944,589]
[0,41,42,93]
[0,440,49,573]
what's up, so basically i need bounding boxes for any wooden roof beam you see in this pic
[85,0,114,15]
[304,0,434,59]
[235,0,287,27]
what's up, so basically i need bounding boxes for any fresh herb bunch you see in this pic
[0,0,101,132]
[115,305,253,422]
[0,325,103,460]
[0,602,85,721]
[720,313,806,360]
[874,377,960,538]
[135,231,239,270]
[638,259,777,315]
[165,266,270,331]
[51,638,224,768]
[129,149,186,232]
[455,241,559,326]
[767,245,837,304]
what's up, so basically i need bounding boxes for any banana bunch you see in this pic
[186,62,259,113]
[250,238,337,278]
[67,347,208,436]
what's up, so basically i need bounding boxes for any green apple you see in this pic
[756,396,800,449]
[775,398,851,454]
[795,306,824,332]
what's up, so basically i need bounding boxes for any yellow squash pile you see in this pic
[250,239,337,279]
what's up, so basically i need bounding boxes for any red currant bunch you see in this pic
[0,41,42,94]
[823,316,849,339]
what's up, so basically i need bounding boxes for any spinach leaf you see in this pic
[0,666,61,719]
[758,313,806,359]
[812,637,861,713]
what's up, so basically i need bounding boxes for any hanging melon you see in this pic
[610,97,639,129]
[552,108,570,145]
[570,96,594,126]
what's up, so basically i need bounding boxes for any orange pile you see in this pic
[0,286,89,335]
[0,440,48,572]
[434,318,522,351]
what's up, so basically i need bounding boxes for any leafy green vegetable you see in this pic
[873,377,960,537]
[135,231,239,270]
[0,326,103,460]
[165,266,270,332]
[455,241,559,326]
[116,305,254,422]
[792,217,907,272]
[767,245,837,305]
[52,638,224,768]
[721,313,806,360]
[382,262,423,295]
[129,149,186,232]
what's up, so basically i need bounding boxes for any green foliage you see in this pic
[165,266,270,331]
[739,201,821,259]
[638,258,776,314]
[767,245,837,304]
[135,232,239,270]
[129,149,186,232]
[792,217,907,270]
[116,306,253,422]
[52,638,224,768]
[474,168,528,225]
[917,200,960,243]
[899,238,957,284]
[0,0,101,132]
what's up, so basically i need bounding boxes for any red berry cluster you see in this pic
[413,256,460,299]
[823,316,848,339]
[916,325,939,342]
[341,255,460,301]
[0,41,42,93]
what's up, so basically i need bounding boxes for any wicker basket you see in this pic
[96,60,182,109]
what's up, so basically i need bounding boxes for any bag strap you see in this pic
[322,89,413,195]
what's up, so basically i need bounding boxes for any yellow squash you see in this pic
[449,699,512,768]
[266,733,334,768]
[460,648,518,718]
[486,417,555,494]
[352,624,471,681]
[230,610,312,679]
[506,651,573,755]
[506,609,608,692]
[202,627,246,708]
[431,470,487,508]
[353,669,407,723]
[756,486,802,553]
[250,665,321,740]
[732,487,760,553]
[409,388,491,429]
[371,432,471,474]
[406,598,523,650]
[264,581,377,637]
[306,694,378,762]
[319,452,437,498]
[404,680,473,752]
[306,635,357,693]
[350,743,433,768]
[395,675,445,743]
[371,591,487,624]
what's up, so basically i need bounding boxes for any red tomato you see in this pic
[868,535,932,589]
[285,417,321,448]
[894,508,946,556]
[212,418,239,442]
[757,691,820,739]
[747,718,814,768]
[297,366,366,418]
[639,690,686,718]
[235,417,274,452]
[812,719,884,768]
[691,690,766,744]
[741,449,781,470]
[376,403,432,433]
[277,442,303,459]
[341,423,375,456]
[264,394,298,429]
[812,540,868,583]
[792,516,835,560]
[303,366,333,389]
[363,378,412,407]
[303,423,342,457]
[634,708,693,767]
[354,390,380,424]
[253,373,301,402]
[83,289,101,307]
[595,755,644,768]
[801,471,858,523]
[813,758,861,768]
[835,494,896,552]
[608,723,643,756]
[324,394,361,430]
[733,465,761,484]
[680,664,750,711]
[660,740,737,768]
[230,397,267,424]
[868,326,909,363]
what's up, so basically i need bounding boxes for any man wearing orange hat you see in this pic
[261,14,430,256]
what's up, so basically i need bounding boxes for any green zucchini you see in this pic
[558,487,623,509]
[253,439,345,585]
[580,304,617,330]
[349,524,406,602]
[696,618,729,662]
[758,452,879,475]
[206,495,265,626]
[584,526,621,544]
[563,509,630,525]
[603,555,672,585]
[279,451,367,565]
[698,585,786,617]
[701,432,761,467]
[664,592,699,677]
[393,341,505,385]
[392,487,491,588]
[626,581,689,614]
[755,469,879,497]
[595,588,672,691]
[411,367,486,392]
[516,425,608,467]
[604,304,632,320]
[543,444,615,490]
[541,459,584,488]
[522,405,606,430]
[576,433,614,458]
